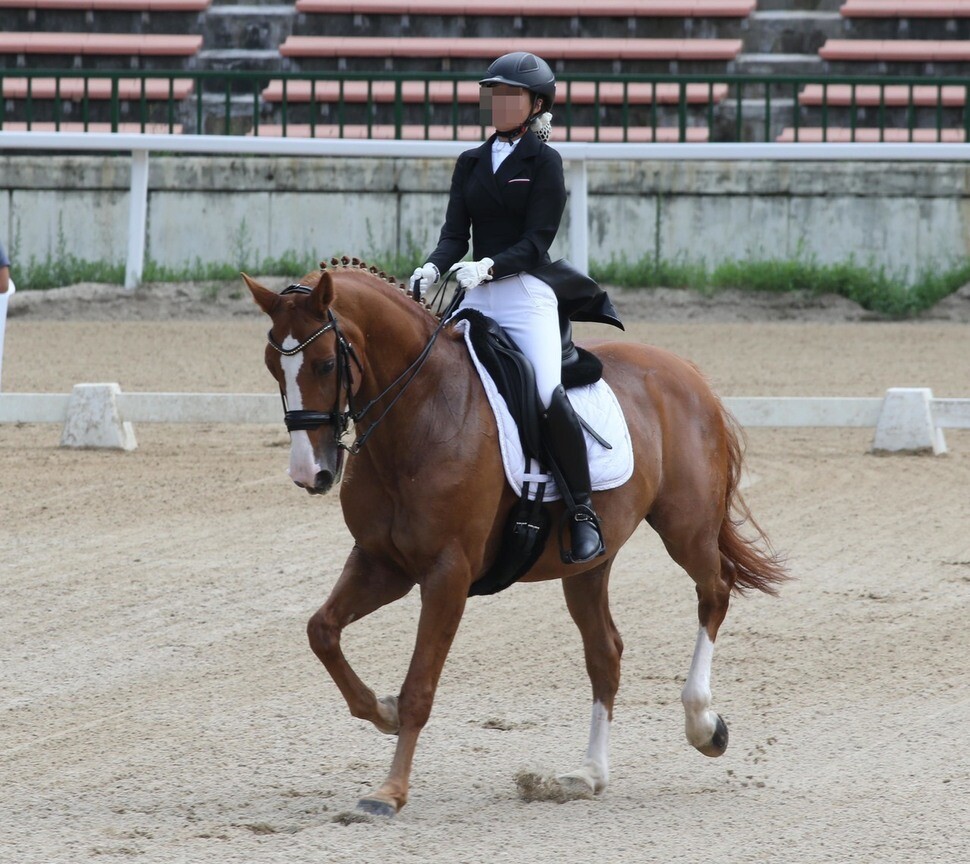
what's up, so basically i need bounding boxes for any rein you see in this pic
[266,281,462,456]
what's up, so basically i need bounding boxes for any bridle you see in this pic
[265,282,458,456]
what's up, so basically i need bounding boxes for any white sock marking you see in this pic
[682,627,718,747]
[585,701,611,786]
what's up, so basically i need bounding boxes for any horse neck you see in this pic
[333,281,468,439]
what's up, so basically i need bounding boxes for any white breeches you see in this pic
[458,272,561,408]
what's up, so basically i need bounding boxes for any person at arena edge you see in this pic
[0,239,12,296]
[410,51,614,565]
[0,238,16,392]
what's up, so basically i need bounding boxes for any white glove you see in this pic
[451,257,494,291]
[409,262,439,299]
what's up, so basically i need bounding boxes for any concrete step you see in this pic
[743,10,843,55]
[732,52,826,76]
[196,48,283,73]
[202,5,295,51]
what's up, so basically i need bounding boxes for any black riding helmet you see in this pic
[479,52,556,112]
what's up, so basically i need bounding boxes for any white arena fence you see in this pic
[5,132,970,286]
[0,385,966,455]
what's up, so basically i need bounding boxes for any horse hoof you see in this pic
[375,695,400,735]
[556,774,598,799]
[697,714,729,758]
[357,796,397,818]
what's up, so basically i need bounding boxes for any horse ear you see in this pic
[310,269,335,319]
[242,273,278,316]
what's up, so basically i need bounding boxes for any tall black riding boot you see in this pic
[543,385,606,564]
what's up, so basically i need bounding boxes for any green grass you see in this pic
[591,255,970,318]
[12,251,969,319]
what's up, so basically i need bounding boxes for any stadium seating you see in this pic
[4,0,966,141]
[249,123,711,142]
[260,80,729,106]
[293,0,754,17]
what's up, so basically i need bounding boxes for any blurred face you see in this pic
[480,84,536,135]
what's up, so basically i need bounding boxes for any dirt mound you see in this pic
[9,278,970,323]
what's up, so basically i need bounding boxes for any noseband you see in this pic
[265,282,456,455]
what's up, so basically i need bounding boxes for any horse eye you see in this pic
[314,358,336,375]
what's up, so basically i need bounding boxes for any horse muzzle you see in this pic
[289,440,344,495]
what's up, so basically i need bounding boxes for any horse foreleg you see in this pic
[357,566,469,817]
[556,561,622,795]
[307,546,414,735]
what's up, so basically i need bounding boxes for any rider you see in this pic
[410,51,608,564]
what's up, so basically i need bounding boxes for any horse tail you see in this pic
[716,400,789,596]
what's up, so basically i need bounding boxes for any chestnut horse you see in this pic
[243,260,786,817]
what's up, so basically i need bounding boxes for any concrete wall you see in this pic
[2,154,969,281]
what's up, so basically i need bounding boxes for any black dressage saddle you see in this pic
[452,308,606,597]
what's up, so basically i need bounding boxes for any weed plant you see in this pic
[12,250,969,319]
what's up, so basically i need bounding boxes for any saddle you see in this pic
[452,309,604,597]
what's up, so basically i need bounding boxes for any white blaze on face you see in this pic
[280,337,322,487]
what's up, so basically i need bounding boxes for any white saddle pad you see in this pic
[454,319,634,501]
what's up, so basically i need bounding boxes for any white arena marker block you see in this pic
[872,388,947,456]
[60,383,137,451]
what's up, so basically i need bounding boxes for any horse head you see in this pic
[244,269,357,495]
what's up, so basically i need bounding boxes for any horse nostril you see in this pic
[315,469,334,490]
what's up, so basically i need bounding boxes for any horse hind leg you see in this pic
[654,517,732,758]
[555,559,622,795]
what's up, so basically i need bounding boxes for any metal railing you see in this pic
[2,69,970,142]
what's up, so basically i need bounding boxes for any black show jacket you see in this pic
[427,130,565,281]
[427,130,623,329]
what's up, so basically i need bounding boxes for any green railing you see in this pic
[2,69,970,142]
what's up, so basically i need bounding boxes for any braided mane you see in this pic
[317,255,432,309]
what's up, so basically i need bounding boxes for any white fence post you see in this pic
[567,158,589,275]
[125,149,149,291]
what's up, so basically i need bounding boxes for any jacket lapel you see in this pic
[494,130,540,186]
[472,134,503,206]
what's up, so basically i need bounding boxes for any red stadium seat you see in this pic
[799,83,968,106]
[249,123,710,142]
[820,38,970,61]
[2,77,195,99]
[0,121,184,131]
[0,32,202,55]
[278,36,743,61]
[778,126,966,141]
[840,0,970,17]
[293,0,754,16]
[260,79,728,105]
